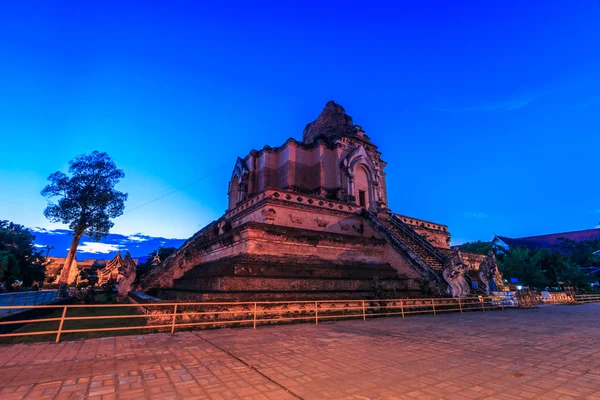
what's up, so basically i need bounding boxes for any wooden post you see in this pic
[400,299,405,318]
[315,302,319,325]
[56,306,68,343]
[253,302,257,329]
[362,300,366,321]
[481,297,485,312]
[458,298,463,313]
[431,299,436,316]
[171,304,178,335]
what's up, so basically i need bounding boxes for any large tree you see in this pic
[460,240,493,255]
[0,220,46,286]
[498,246,591,289]
[41,151,128,285]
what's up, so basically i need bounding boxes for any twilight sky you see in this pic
[1,1,599,245]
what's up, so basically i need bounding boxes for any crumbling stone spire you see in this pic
[302,101,367,144]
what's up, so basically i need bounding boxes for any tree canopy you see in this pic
[42,151,128,241]
[0,220,46,286]
[461,237,598,289]
[460,240,493,255]
[498,246,590,289]
[41,151,127,285]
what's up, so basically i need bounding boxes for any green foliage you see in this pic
[0,220,46,286]
[460,240,493,255]
[0,251,20,282]
[41,151,128,241]
[554,237,600,267]
[498,246,592,290]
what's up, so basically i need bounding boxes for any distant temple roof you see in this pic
[495,228,600,251]
[302,101,370,144]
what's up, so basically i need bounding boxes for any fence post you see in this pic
[23,292,29,306]
[253,302,257,329]
[481,297,485,312]
[8,293,15,316]
[34,291,40,306]
[315,302,318,325]
[362,300,366,321]
[400,300,405,318]
[431,299,436,316]
[171,304,178,335]
[458,298,462,313]
[56,306,68,343]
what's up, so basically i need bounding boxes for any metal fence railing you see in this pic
[0,292,596,344]
[574,294,600,303]
[0,295,515,343]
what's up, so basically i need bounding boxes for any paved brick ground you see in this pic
[1,304,599,400]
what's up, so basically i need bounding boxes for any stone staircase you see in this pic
[384,215,447,270]
[363,210,448,291]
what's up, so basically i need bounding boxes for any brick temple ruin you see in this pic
[136,102,501,300]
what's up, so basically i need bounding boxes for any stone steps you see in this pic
[380,219,444,270]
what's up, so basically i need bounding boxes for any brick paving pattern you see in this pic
[1,304,599,399]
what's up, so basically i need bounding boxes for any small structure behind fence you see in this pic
[0,290,61,318]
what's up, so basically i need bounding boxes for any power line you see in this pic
[124,162,231,215]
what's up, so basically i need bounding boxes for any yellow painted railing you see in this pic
[0,296,517,343]
[574,294,600,303]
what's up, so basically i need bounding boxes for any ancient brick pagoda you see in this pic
[137,102,493,300]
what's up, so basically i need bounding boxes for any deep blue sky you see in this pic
[1,1,599,245]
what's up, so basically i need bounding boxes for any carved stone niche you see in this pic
[315,218,329,228]
[217,219,227,235]
[261,207,276,223]
[289,214,303,225]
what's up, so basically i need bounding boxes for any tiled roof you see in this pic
[496,228,600,251]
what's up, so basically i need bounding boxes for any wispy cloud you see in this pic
[76,242,127,254]
[126,234,152,243]
[31,227,67,235]
[434,90,551,114]
[463,211,488,219]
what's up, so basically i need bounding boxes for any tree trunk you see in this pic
[59,232,83,285]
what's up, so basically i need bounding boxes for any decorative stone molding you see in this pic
[342,145,381,210]
[315,218,329,228]
[261,207,276,222]
[225,189,358,221]
[289,214,303,225]
[217,219,227,235]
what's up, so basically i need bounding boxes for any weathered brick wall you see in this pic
[394,214,450,249]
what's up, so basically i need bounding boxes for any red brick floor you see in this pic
[1,304,600,399]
